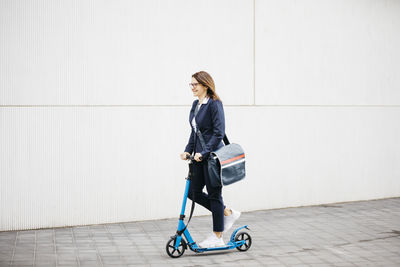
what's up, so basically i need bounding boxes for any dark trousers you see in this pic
[188,160,225,232]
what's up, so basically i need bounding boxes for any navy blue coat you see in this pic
[184,97,225,159]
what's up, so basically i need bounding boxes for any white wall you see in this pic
[1,0,399,231]
[0,0,253,105]
[256,0,400,105]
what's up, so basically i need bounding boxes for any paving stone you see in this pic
[57,254,77,261]
[12,254,34,261]
[9,260,34,266]
[58,263,79,267]
[80,260,103,267]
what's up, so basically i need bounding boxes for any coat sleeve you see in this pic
[184,129,195,154]
[199,100,225,158]
[184,101,197,154]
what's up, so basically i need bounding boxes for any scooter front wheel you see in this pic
[235,231,252,251]
[166,236,186,258]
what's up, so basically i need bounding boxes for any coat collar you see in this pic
[197,96,210,105]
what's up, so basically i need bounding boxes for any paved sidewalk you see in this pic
[0,198,399,267]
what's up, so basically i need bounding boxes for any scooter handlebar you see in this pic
[186,154,203,161]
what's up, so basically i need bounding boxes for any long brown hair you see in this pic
[192,71,221,101]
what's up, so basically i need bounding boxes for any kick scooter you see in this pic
[166,155,252,258]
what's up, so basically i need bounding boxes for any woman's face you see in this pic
[191,77,207,98]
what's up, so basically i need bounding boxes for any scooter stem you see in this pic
[180,179,191,216]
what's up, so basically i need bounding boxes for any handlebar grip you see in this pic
[185,154,203,161]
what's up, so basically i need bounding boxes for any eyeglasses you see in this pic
[189,83,199,89]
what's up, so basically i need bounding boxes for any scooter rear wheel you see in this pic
[166,236,186,258]
[235,231,252,251]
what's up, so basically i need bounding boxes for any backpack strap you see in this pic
[197,130,229,151]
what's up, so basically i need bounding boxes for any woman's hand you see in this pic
[180,152,191,160]
[194,153,203,162]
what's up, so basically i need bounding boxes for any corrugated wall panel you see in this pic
[1,107,400,230]
[255,0,400,105]
[0,0,253,105]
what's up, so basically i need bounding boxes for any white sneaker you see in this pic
[198,233,225,248]
[223,209,241,233]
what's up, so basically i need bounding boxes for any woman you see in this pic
[180,71,240,248]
